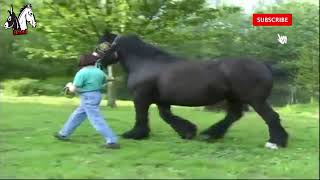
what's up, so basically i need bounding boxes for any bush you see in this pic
[2,77,71,96]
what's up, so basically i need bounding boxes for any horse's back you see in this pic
[156,57,273,105]
[156,61,228,105]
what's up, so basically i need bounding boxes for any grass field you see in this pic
[1,96,319,179]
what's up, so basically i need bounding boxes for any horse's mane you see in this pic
[11,11,18,18]
[18,4,31,17]
[118,35,179,61]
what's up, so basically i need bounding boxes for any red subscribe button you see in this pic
[253,14,292,26]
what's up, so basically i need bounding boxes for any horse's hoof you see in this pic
[122,128,150,140]
[199,129,225,141]
[269,130,289,148]
[181,132,196,140]
[197,134,220,142]
[265,142,279,150]
[179,124,197,140]
[198,134,212,141]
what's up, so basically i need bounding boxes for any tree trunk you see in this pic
[289,85,297,104]
[100,0,117,108]
[107,65,117,108]
[310,96,314,104]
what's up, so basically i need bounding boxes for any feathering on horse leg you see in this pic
[250,101,289,148]
[158,104,197,139]
[200,101,244,141]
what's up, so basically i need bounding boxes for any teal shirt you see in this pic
[73,66,107,93]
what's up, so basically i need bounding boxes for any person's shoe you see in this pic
[54,133,69,141]
[105,143,120,149]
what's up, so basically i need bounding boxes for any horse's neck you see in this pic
[18,11,27,30]
[120,55,178,74]
[14,17,21,30]
[119,56,139,73]
[117,40,182,73]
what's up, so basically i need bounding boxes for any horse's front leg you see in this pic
[122,91,151,139]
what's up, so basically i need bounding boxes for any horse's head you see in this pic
[93,31,120,67]
[24,4,37,28]
[4,5,18,29]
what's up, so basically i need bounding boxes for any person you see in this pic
[54,53,120,149]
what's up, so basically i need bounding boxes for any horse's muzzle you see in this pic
[32,21,37,28]
[4,22,10,29]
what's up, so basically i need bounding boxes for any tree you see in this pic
[11,0,236,102]
[3,0,318,106]
[295,41,319,103]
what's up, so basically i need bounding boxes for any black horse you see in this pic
[93,32,289,149]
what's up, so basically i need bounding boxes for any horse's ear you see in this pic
[8,10,11,14]
[10,4,13,13]
[103,29,112,36]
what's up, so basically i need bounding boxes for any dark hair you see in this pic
[78,54,98,68]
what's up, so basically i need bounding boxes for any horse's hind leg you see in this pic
[158,104,197,139]
[200,101,244,141]
[250,101,288,148]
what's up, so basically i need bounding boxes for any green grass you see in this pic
[1,96,319,179]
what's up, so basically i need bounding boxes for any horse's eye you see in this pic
[8,16,11,21]
[29,12,33,15]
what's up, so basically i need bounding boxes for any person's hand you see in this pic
[65,82,73,88]
[65,82,77,93]
[108,77,115,81]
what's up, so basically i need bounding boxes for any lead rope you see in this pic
[95,59,108,74]
[95,59,110,89]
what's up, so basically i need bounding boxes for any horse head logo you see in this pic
[3,4,37,35]
[4,5,21,30]
[19,4,37,29]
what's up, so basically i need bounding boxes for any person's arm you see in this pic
[101,73,116,87]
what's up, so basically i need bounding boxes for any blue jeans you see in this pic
[59,91,118,144]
